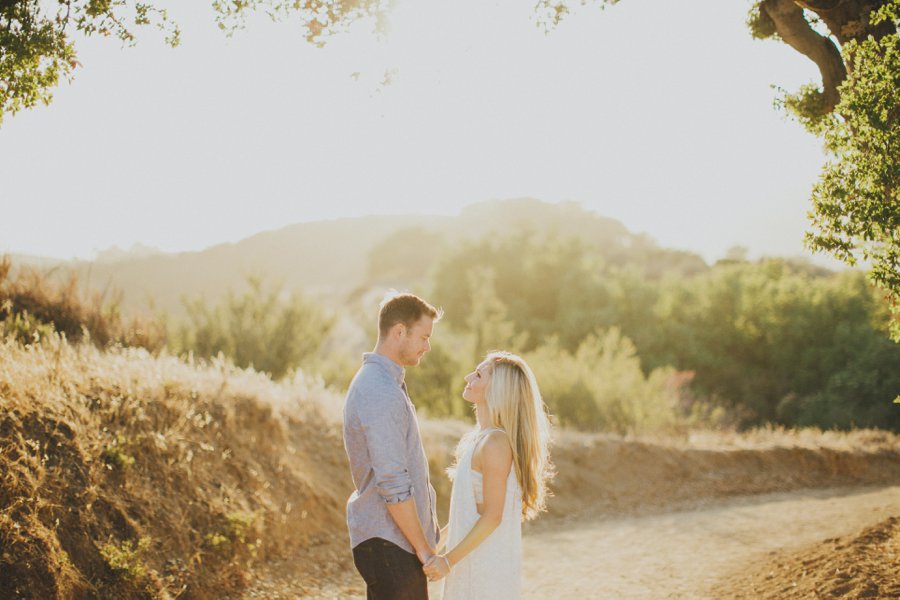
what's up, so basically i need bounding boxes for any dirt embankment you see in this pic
[0,339,351,599]
[542,427,900,521]
[2,337,898,598]
[718,514,900,599]
[420,422,900,524]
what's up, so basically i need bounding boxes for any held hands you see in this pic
[416,544,449,583]
[423,554,451,582]
[416,546,436,567]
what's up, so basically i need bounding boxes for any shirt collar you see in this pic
[362,352,405,386]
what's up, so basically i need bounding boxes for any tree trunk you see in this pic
[761,0,847,112]
[760,0,897,115]
[797,0,896,44]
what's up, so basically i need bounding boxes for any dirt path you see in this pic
[249,485,900,598]
[522,485,900,599]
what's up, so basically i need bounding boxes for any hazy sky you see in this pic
[0,0,830,263]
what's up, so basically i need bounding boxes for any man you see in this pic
[343,292,442,599]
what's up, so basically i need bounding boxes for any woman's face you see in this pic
[462,360,492,404]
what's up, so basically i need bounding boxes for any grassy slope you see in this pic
[0,338,349,599]
[2,339,898,598]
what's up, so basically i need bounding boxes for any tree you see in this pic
[650,259,900,428]
[748,0,899,339]
[545,0,899,338]
[747,1,895,117]
[803,5,900,339]
[0,0,384,124]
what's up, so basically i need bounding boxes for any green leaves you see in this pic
[0,0,182,123]
[0,0,384,123]
[534,0,620,32]
[0,2,75,125]
[85,0,112,18]
[774,83,835,135]
[805,23,900,339]
[746,2,778,41]
[427,226,899,430]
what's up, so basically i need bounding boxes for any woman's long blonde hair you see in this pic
[483,351,553,521]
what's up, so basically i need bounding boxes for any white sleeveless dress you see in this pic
[441,428,522,600]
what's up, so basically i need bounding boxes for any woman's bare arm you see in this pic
[443,431,512,568]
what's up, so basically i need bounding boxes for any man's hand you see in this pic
[386,498,435,567]
[423,554,451,582]
[416,546,436,566]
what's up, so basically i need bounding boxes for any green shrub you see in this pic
[100,537,152,582]
[526,329,695,434]
[174,277,333,380]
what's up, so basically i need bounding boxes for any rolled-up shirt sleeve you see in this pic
[360,391,412,504]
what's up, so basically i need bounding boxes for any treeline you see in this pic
[420,232,899,431]
[3,218,898,433]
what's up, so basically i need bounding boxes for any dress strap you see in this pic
[477,427,506,438]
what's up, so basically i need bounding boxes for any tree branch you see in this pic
[795,0,842,10]
[761,0,847,112]
[796,0,896,44]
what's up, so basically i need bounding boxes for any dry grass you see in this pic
[682,426,900,452]
[0,334,349,599]
[0,256,165,351]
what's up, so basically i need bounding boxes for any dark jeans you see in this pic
[352,537,428,600]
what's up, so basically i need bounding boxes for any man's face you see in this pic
[398,316,434,367]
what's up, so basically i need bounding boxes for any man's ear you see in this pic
[389,322,406,340]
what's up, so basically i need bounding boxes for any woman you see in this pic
[424,351,553,598]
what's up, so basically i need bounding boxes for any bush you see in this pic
[173,277,333,380]
[525,329,698,434]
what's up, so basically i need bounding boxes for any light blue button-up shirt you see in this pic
[343,352,439,553]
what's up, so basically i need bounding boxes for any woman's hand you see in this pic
[423,554,452,582]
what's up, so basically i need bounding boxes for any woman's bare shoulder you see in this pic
[472,429,511,469]
[480,430,513,464]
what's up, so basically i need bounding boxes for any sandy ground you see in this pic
[522,485,899,599]
[286,484,900,599]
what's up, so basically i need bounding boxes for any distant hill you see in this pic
[93,243,163,264]
[67,214,446,316]
[7,254,68,271]
[20,199,709,317]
